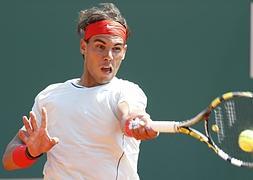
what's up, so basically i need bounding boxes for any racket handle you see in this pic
[148,121,179,133]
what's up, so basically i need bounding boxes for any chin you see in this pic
[99,76,114,85]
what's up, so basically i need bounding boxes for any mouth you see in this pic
[101,66,112,74]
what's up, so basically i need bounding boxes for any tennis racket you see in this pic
[137,92,253,168]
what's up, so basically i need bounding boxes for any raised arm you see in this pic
[2,108,59,170]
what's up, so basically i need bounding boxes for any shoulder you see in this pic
[36,78,77,100]
[112,77,144,91]
[113,77,147,99]
[113,78,147,109]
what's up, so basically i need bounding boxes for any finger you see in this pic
[133,115,144,121]
[132,125,158,140]
[41,107,48,129]
[145,127,159,139]
[18,130,29,144]
[30,111,38,131]
[137,116,158,140]
[126,112,144,121]
[136,114,151,124]
[50,137,60,145]
[132,126,146,140]
[22,116,33,135]
[124,118,145,137]
[133,118,146,129]
[133,116,146,127]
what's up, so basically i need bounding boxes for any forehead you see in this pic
[89,34,125,45]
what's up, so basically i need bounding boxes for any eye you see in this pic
[96,44,105,50]
[113,46,122,52]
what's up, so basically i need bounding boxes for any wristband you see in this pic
[124,120,133,137]
[12,145,42,168]
[25,147,43,159]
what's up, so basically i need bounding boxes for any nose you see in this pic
[104,49,113,61]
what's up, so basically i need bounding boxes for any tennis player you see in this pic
[2,3,158,180]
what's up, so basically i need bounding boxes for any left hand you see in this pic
[18,107,59,157]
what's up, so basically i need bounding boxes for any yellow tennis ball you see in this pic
[211,124,219,133]
[238,130,253,152]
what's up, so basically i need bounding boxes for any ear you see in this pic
[121,44,128,60]
[80,39,86,55]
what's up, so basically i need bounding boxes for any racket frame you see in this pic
[149,91,253,168]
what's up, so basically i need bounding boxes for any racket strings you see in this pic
[214,107,225,143]
[208,97,253,164]
[225,100,236,127]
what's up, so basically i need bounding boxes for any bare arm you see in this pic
[2,108,59,170]
[117,101,158,140]
[2,133,24,170]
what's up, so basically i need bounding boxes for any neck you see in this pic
[79,74,111,88]
[78,74,96,87]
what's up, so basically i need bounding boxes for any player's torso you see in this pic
[45,80,121,148]
[40,78,140,180]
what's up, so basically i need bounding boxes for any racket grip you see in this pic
[148,121,179,133]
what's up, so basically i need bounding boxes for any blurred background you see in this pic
[0,0,253,179]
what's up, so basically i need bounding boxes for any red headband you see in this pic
[84,20,127,41]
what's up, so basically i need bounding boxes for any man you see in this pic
[2,3,158,180]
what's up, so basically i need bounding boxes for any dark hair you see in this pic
[77,3,130,40]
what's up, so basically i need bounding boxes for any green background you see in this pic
[1,0,253,179]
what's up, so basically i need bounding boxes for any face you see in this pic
[80,34,127,87]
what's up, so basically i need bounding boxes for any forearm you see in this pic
[2,136,24,170]
[2,133,39,170]
[117,101,130,130]
[3,148,20,170]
